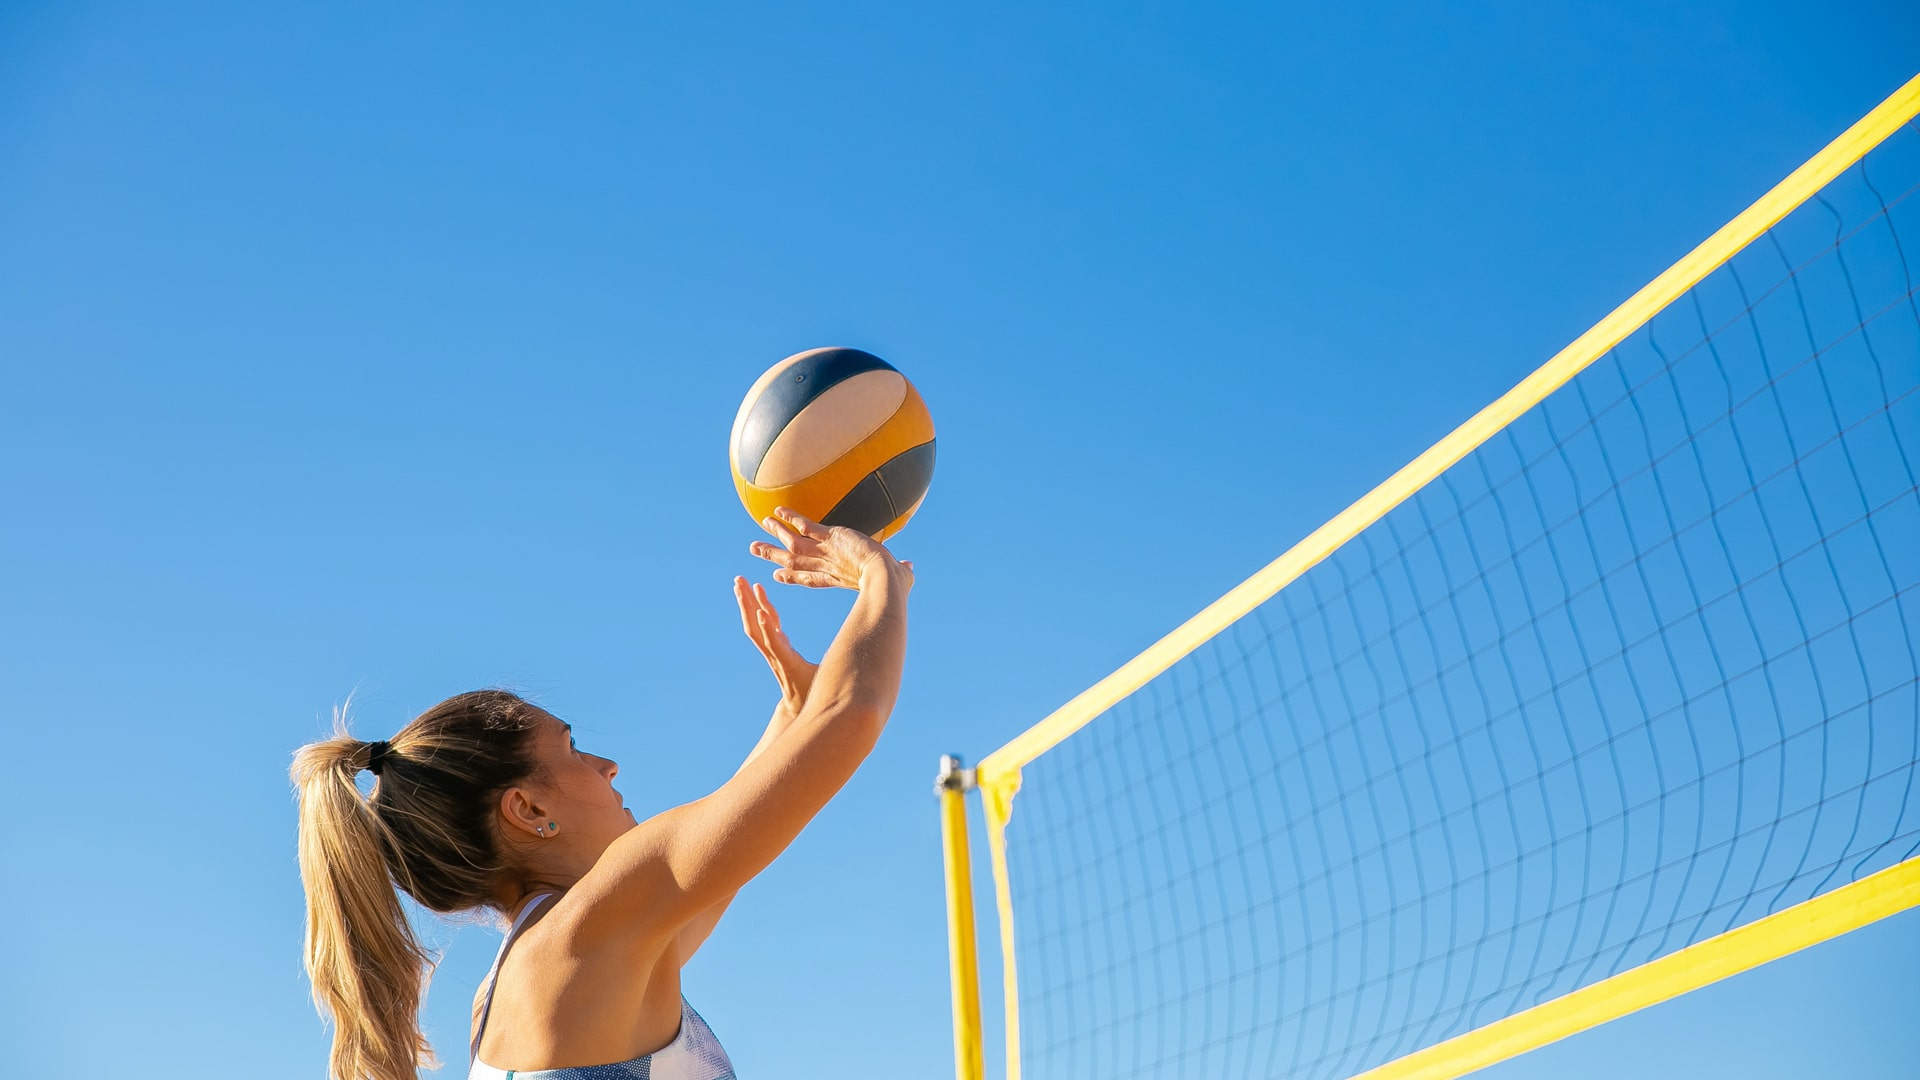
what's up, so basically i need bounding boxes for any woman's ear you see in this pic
[498,785,550,841]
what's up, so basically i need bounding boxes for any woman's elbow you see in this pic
[803,699,889,758]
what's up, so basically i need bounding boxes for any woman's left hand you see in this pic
[733,575,817,719]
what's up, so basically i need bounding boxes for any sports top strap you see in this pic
[469,892,557,1062]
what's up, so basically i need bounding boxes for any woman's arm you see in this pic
[727,576,816,778]
[737,705,799,772]
[570,510,911,953]
[675,695,804,962]
[677,576,821,962]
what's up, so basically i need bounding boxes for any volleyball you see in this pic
[728,347,936,541]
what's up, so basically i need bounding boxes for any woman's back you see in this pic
[469,997,734,1080]
[469,894,736,1080]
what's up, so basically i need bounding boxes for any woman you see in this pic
[292,509,912,1080]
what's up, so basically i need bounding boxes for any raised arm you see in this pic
[570,509,911,952]
[677,582,819,960]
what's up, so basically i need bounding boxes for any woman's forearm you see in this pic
[737,706,797,774]
[735,562,909,774]
[800,562,911,726]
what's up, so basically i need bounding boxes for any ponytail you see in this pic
[291,691,545,1080]
[293,733,434,1080]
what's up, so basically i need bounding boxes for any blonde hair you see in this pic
[291,690,545,1080]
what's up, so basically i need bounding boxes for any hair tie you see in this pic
[365,740,395,776]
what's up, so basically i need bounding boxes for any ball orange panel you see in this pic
[733,380,935,534]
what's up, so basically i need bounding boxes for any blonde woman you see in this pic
[292,509,911,1080]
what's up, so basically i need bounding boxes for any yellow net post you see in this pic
[937,755,986,1080]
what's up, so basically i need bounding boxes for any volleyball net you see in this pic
[939,76,1920,1080]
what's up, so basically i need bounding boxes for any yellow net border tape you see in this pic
[980,71,1920,787]
[981,771,1024,1080]
[1349,855,1920,1080]
[971,72,1920,1080]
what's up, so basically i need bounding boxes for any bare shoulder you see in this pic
[556,802,706,948]
[477,891,685,1065]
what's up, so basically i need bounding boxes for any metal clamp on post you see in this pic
[935,753,976,796]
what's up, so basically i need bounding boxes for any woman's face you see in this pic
[522,711,638,854]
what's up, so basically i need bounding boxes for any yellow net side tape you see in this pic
[981,768,1024,1080]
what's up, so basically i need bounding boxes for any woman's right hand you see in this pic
[748,507,913,591]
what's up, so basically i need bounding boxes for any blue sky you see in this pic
[2,3,1916,1077]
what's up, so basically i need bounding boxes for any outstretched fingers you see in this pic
[759,514,799,546]
[754,609,796,694]
[733,577,775,656]
[732,576,762,638]
[752,583,783,632]
[772,568,840,589]
[759,513,827,554]
[751,505,899,591]
[773,507,832,541]
[749,539,835,577]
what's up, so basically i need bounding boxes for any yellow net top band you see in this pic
[975,71,1920,789]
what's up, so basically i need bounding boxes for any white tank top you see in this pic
[468,893,736,1080]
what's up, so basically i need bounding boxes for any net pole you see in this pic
[937,755,986,1080]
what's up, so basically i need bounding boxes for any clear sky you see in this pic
[2,3,1916,1078]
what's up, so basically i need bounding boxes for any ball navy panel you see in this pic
[821,441,936,536]
[735,349,897,485]
[875,439,935,511]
